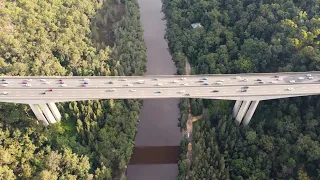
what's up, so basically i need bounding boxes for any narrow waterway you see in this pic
[126,0,181,179]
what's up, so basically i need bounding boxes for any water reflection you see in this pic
[129,146,180,165]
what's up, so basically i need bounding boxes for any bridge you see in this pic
[0,71,319,126]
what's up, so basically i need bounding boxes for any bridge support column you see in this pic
[235,101,251,125]
[29,104,49,126]
[232,100,260,126]
[47,102,61,121]
[39,104,57,124]
[242,101,259,126]
[232,100,242,118]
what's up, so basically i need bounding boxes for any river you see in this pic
[126,0,181,179]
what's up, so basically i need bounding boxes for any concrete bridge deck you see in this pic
[1,71,319,126]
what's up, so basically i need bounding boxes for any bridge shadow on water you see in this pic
[129,146,180,164]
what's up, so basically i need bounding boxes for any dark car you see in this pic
[212,90,219,92]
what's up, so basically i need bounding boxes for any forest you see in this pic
[162,0,320,179]
[0,0,146,179]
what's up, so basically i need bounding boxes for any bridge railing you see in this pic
[0,71,318,79]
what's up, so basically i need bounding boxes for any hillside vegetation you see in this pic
[0,0,146,179]
[162,0,320,179]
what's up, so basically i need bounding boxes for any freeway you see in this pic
[0,72,319,103]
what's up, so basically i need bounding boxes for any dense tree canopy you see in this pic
[162,0,320,179]
[0,0,146,179]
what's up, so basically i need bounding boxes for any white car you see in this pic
[83,78,89,81]
[3,81,9,84]
[26,79,32,82]
[242,79,248,82]
[25,84,31,87]
[1,84,8,87]
[270,81,277,84]
[1,92,9,95]
[40,79,46,82]
[173,80,179,83]
[180,77,186,80]
[236,76,241,79]
[138,80,145,84]
[130,89,136,92]
[182,83,188,86]
[289,80,295,83]
[107,88,116,92]
[60,84,67,87]
[215,82,222,85]
[286,87,294,91]
[298,77,304,80]
[306,74,312,77]
[127,84,134,87]
[156,83,163,86]
[307,77,314,80]
[217,80,225,82]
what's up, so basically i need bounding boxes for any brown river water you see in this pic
[126,0,182,179]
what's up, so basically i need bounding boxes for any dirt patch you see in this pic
[129,146,180,165]
[185,59,191,75]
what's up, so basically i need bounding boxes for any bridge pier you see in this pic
[242,101,259,126]
[232,100,242,117]
[232,100,259,126]
[29,103,61,126]
[39,104,57,124]
[29,104,49,126]
[47,102,61,121]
